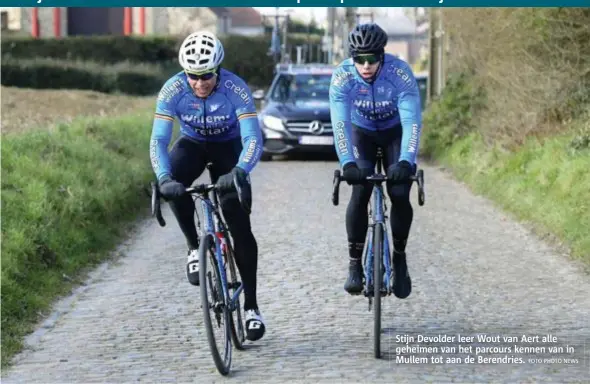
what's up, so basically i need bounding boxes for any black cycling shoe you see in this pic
[344,258,364,294]
[392,251,412,299]
[186,249,200,286]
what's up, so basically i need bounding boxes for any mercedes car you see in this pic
[252,63,336,160]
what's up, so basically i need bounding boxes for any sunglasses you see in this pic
[353,54,380,65]
[185,70,217,81]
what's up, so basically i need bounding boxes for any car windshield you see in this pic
[270,73,332,102]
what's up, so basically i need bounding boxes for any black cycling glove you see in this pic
[159,176,186,200]
[342,163,366,185]
[216,167,248,192]
[386,160,414,182]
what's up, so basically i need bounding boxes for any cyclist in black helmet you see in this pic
[329,23,423,298]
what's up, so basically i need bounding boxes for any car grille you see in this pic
[285,121,333,136]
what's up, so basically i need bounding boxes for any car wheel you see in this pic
[260,152,272,162]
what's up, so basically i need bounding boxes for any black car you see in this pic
[252,63,336,160]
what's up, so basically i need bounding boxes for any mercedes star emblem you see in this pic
[308,120,324,135]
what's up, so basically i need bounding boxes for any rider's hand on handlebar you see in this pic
[342,163,371,185]
[217,167,252,214]
[386,160,414,182]
[216,167,247,192]
[159,176,186,200]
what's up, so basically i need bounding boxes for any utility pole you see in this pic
[341,7,358,61]
[326,7,336,64]
[307,9,313,63]
[441,9,449,93]
[282,11,292,63]
[427,8,445,103]
[262,8,291,64]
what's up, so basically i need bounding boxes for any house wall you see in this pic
[18,7,67,38]
[1,7,22,30]
[132,7,156,35]
[162,7,219,36]
[8,7,263,39]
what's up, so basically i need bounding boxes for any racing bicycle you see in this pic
[150,163,248,376]
[331,148,425,358]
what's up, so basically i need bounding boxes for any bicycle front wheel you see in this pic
[373,223,383,359]
[199,234,232,375]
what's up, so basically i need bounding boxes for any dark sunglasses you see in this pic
[186,70,217,81]
[353,54,380,65]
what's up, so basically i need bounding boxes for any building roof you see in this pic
[227,7,262,27]
[208,8,230,17]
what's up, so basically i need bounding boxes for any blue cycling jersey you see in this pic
[329,53,422,167]
[150,69,263,182]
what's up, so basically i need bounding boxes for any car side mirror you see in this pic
[252,89,265,100]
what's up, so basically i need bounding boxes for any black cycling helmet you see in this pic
[348,23,388,56]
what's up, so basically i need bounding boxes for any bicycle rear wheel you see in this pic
[373,223,383,359]
[222,233,246,350]
[199,234,232,375]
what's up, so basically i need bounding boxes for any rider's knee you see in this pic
[387,183,411,204]
[350,183,373,206]
[218,190,252,231]
[218,190,240,211]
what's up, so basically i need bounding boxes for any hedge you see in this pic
[1,34,323,87]
[1,57,172,95]
[1,35,180,64]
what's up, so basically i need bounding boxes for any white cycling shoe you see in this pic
[244,308,266,341]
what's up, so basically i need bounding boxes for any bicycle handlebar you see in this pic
[185,184,217,195]
[331,169,426,207]
[150,178,250,228]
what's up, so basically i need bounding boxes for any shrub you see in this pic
[1,57,171,95]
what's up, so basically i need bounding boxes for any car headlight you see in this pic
[262,115,285,131]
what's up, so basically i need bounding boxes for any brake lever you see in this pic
[151,181,166,227]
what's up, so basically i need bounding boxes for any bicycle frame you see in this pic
[150,178,243,313]
[195,190,243,312]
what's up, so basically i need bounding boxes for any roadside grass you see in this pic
[426,127,590,263]
[1,111,157,368]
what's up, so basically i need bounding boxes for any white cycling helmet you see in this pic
[178,31,225,73]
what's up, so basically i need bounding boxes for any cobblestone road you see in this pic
[3,160,589,383]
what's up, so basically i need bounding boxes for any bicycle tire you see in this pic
[223,234,246,350]
[373,223,383,359]
[199,234,232,376]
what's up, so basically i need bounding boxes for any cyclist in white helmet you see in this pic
[149,31,266,341]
